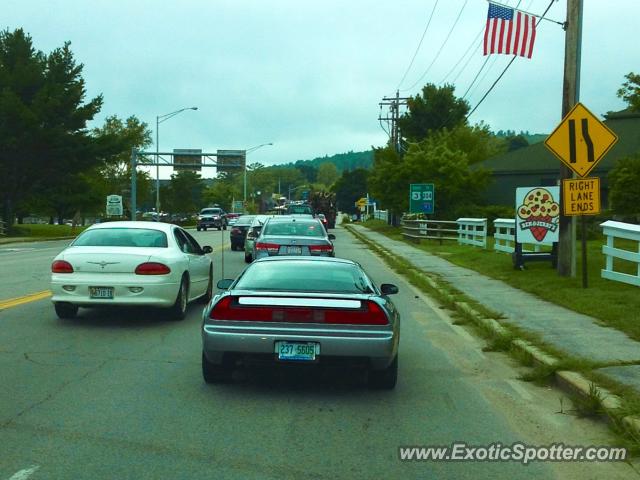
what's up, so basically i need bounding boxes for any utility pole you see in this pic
[557,0,583,277]
[379,90,409,154]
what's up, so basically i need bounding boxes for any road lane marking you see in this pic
[0,291,52,310]
[8,466,40,480]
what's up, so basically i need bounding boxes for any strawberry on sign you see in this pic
[515,186,560,244]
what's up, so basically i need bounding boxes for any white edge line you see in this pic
[8,465,40,480]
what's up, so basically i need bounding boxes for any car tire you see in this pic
[54,302,78,319]
[222,223,227,231]
[168,277,188,320]
[203,227,207,231]
[202,352,233,383]
[244,253,252,263]
[197,227,201,232]
[200,268,213,304]
[368,355,398,390]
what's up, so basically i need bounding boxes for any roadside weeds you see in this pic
[344,224,640,453]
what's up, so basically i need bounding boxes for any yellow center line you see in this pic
[0,290,52,310]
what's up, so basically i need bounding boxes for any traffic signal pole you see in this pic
[557,0,583,277]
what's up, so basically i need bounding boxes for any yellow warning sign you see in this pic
[545,103,618,177]
[562,177,600,216]
[355,197,367,208]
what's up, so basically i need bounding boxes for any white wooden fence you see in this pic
[0,220,6,236]
[373,210,388,222]
[601,220,640,287]
[401,219,459,242]
[457,218,487,248]
[492,218,553,254]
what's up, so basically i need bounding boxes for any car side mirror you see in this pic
[328,234,336,240]
[216,279,234,290]
[202,245,213,254]
[380,283,399,295]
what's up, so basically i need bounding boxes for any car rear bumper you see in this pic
[198,220,222,228]
[202,322,398,369]
[51,278,180,307]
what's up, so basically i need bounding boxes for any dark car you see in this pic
[253,217,335,260]
[197,207,227,231]
[229,215,256,251]
[202,257,400,388]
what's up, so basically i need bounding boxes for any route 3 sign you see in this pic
[544,103,618,177]
[409,184,434,214]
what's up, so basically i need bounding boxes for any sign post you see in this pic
[409,184,434,214]
[545,102,618,288]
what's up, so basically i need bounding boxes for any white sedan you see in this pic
[50,221,213,320]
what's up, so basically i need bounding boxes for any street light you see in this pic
[155,106,198,219]
[243,142,273,205]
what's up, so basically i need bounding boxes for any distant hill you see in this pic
[285,150,374,172]
[494,129,548,145]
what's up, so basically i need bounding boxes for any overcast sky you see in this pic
[4,0,639,177]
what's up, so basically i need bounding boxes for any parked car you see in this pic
[316,213,328,230]
[244,215,270,263]
[202,256,400,388]
[253,216,335,261]
[197,207,227,231]
[50,221,213,320]
[230,215,256,251]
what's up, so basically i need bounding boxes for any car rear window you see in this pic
[201,209,222,215]
[263,221,324,237]
[286,205,313,215]
[235,261,372,293]
[72,228,168,248]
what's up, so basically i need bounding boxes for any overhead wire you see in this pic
[400,0,469,93]
[439,25,484,85]
[396,1,439,91]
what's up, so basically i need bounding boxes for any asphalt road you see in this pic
[0,228,635,479]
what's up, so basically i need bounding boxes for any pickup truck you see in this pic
[196,207,227,231]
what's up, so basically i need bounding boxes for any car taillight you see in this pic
[210,297,388,325]
[51,260,74,273]
[255,242,280,253]
[135,262,171,275]
[309,244,333,254]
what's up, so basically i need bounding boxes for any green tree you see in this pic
[316,162,339,188]
[617,72,640,111]
[369,128,492,218]
[608,154,640,216]
[0,29,103,227]
[163,170,205,214]
[397,83,469,142]
[333,168,369,214]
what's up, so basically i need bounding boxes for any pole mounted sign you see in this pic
[544,102,618,178]
[562,177,600,216]
[106,195,123,216]
[409,184,434,214]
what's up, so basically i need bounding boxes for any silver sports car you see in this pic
[201,256,400,388]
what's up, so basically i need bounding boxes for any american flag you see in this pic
[484,2,537,59]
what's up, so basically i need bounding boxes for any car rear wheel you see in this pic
[368,355,397,390]
[222,223,227,231]
[244,252,252,263]
[168,277,188,320]
[197,227,202,232]
[54,302,78,319]
[202,352,233,383]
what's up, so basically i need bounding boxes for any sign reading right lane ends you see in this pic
[562,177,600,216]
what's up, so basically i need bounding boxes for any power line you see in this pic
[439,25,484,85]
[396,1,439,91]
[466,0,558,120]
[400,0,469,93]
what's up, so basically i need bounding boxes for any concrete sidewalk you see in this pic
[346,224,640,394]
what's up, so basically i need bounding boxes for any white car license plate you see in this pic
[89,286,114,299]
[275,341,319,361]
[286,246,302,254]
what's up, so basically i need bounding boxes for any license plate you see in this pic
[286,246,302,254]
[275,341,319,361]
[89,286,114,299]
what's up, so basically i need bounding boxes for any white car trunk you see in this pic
[62,247,154,274]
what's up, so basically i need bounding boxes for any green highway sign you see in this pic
[409,184,434,214]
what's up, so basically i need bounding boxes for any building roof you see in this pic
[477,109,640,175]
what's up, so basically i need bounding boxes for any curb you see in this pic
[0,236,77,245]
[344,224,640,439]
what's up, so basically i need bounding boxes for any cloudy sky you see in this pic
[4,0,639,177]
